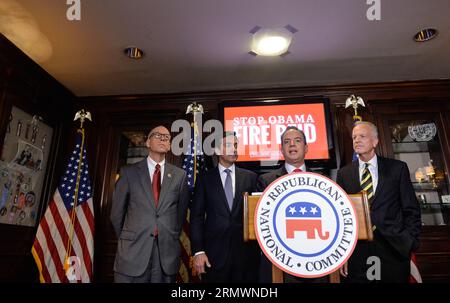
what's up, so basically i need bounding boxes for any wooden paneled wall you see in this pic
[78,80,450,282]
[0,34,75,282]
[1,32,449,282]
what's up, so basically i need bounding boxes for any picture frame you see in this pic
[0,106,53,227]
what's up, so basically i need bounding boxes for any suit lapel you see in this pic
[351,161,361,193]
[372,157,385,205]
[137,159,156,209]
[213,167,232,214]
[278,166,288,177]
[158,163,174,210]
[231,168,243,213]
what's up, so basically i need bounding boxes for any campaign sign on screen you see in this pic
[224,103,329,162]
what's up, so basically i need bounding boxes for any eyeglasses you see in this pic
[283,138,304,145]
[149,132,171,141]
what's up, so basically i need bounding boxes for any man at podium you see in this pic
[256,126,328,283]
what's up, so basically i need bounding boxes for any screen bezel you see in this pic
[218,97,336,171]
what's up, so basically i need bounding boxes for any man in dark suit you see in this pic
[190,132,259,282]
[336,121,421,283]
[256,126,328,283]
[110,125,190,283]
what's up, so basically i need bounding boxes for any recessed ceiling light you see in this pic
[414,28,438,42]
[250,26,297,57]
[256,36,289,56]
[124,46,144,59]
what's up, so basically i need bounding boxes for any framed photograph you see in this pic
[0,106,53,227]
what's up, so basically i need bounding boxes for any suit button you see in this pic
[156,214,159,218]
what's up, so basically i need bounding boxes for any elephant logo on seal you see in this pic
[285,202,330,240]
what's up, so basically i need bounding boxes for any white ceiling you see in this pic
[2,0,450,96]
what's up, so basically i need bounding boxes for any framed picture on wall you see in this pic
[0,106,53,227]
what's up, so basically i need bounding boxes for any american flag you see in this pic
[31,129,94,283]
[410,253,422,283]
[183,126,206,190]
[177,125,206,282]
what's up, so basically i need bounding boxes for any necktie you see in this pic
[224,169,233,210]
[293,168,302,173]
[361,163,374,206]
[152,164,161,207]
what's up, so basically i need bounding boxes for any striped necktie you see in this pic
[361,163,374,205]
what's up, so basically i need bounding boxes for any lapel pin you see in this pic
[168,173,172,178]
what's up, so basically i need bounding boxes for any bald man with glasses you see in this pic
[111,125,190,283]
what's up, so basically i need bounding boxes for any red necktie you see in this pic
[293,168,302,173]
[152,164,161,207]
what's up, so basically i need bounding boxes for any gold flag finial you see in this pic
[73,109,92,129]
[345,95,365,117]
[186,102,204,115]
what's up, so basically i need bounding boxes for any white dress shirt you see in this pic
[285,162,307,174]
[358,155,378,193]
[147,156,165,184]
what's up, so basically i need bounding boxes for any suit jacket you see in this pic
[336,156,421,257]
[256,166,288,192]
[190,166,258,271]
[110,159,190,277]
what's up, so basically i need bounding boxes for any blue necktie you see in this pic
[224,169,233,210]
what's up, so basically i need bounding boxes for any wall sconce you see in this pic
[415,160,438,189]
[425,165,435,177]
[415,169,425,183]
[426,160,438,189]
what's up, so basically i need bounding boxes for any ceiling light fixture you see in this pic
[124,46,144,59]
[414,28,438,42]
[249,25,297,57]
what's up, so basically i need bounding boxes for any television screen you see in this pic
[222,100,333,163]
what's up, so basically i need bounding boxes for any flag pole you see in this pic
[186,103,203,187]
[64,110,92,274]
[32,108,95,282]
[345,95,365,161]
[184,102,204,281]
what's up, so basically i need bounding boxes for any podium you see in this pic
[243,191,373,283]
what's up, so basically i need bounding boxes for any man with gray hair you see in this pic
[336,121,421,282]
